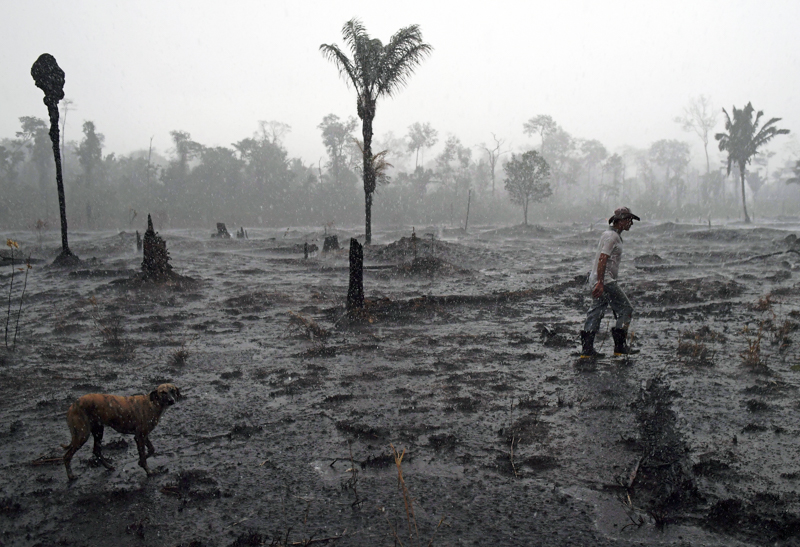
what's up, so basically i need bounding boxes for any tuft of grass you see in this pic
[752,294,774,312]
[169,345,190,367]
[740,324,767,371]
[88,296,132,356]
[676,333,715,366]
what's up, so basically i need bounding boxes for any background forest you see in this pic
[2,101,800,232]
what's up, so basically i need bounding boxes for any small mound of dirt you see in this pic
[162,469,221,501]
[395,256,469,276]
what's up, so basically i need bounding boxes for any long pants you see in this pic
[583,281,633,333]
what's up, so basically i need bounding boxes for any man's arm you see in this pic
[592,253,609,298]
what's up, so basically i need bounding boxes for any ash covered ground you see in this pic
[1,220,799,546]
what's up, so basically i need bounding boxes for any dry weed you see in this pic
[676,333,715,366]
[88,296,133,357]
[740,324,767,371]
[287,311,330,339]
[752,294,774,312]
[384,444,445,547]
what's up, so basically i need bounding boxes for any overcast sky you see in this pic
[2,0,799,170]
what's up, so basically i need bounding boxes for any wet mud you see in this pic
[0,221,799,546]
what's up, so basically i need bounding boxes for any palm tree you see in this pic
[320,18,431,244]
[715,102,789,223]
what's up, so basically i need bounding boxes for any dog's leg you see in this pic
[90,423,115,470]
[134,434,152,475]
[145,437,155,459]
[63,404,91,481]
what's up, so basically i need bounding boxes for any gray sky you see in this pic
[3,0,799,169]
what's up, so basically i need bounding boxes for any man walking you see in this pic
[580,207,640,358]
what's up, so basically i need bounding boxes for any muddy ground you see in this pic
[1,219,799,546]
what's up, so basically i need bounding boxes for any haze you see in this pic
[3,0,799,166]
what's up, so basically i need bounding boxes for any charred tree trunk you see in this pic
[31,54,76,264]
[739,164,751,223]
[360,101,376,245]
[141,214,173,280]
[347,238,364,310]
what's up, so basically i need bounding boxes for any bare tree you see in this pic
[258,120,291,146]
[480,133,505,195]
[59,98,75,174]
[675,95,717,175]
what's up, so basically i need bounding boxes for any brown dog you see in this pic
[62,383,181,480]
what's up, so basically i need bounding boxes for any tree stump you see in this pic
[347,238,364,310]
[141,214,173,281]
[323,235,339,252]
[213,223,231,238]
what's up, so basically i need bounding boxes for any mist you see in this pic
[2,1,800,231]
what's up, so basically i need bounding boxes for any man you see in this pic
[580,207,640,358]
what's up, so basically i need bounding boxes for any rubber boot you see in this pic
[580,331,604,359]
[611,327,639,356]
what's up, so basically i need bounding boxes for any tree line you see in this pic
[2,20,798,236]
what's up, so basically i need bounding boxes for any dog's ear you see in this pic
[149,390,158,403]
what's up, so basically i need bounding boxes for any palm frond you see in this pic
[377,25,432,97]
[341,18,368,57]
[319,43,359,91]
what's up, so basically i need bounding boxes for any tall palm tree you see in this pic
[321,18,431,244]
[715,102,789,223]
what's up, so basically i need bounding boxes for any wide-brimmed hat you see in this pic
[608,207,641,224]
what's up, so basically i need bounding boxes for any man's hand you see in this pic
[593,253,608,298]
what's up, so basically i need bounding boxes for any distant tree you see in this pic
[580,139,608,188]
[233,132,291,208]
[16,116,53,214]
[0,145,25,189]
[435,136,473,198]
[318,114,358,185]
[715,102,790,223]
[76,121,104,187]
[161,130,201,194]
[191,146,244,222]
[59,98,75,176]
[480,133,505,195]
[257,120,291,146]
[675,95,718,175]
[407,122,438,169]
[601,153,624,204]
[320,18,432,244]
[374,131,410,171]
[523,115,557,152]
[503,150,552,225]
[541,126,579,192]
[649,139,691,210]
[787,160,800,185]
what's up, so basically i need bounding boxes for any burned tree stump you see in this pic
[213,223,231,239]
[141,214,173,281]
[347,238,364,310]
[323,235,339,253]
[32,53,78,266]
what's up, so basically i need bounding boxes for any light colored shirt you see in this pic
[588,229,623,286]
